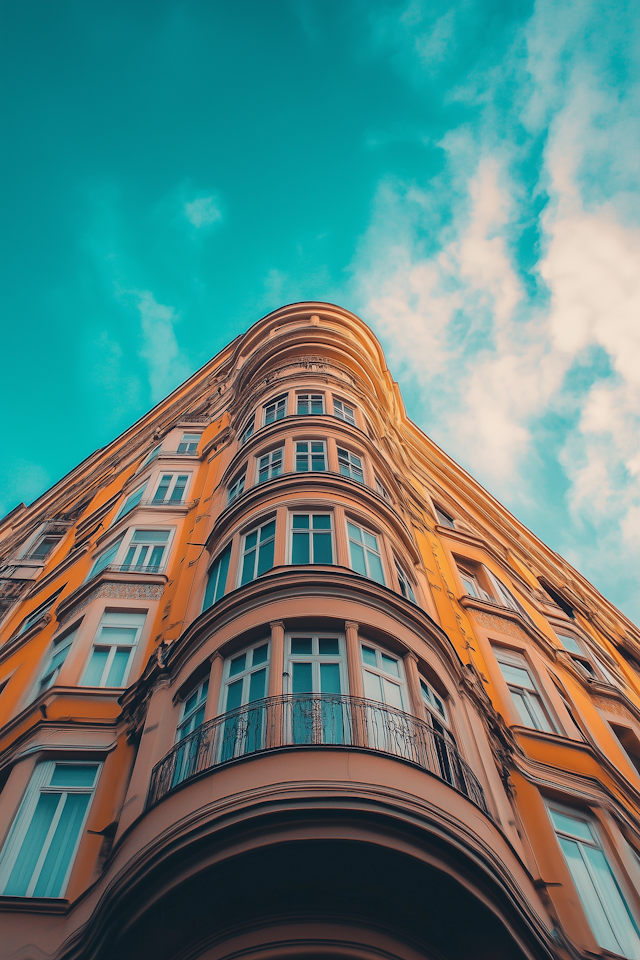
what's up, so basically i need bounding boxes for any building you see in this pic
[0,302,639,960]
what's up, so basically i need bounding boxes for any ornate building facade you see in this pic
[0,302,639,960]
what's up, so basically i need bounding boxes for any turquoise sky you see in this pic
[1,0,639,623]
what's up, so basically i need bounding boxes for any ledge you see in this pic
[0,896,68,913]
[56,569,167,623]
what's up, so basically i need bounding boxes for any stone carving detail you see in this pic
[472,610,527,640]
[461,661,519,797]
[592,695,635,720]
[59,582,164,622]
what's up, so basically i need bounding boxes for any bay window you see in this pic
[0,762,100,898]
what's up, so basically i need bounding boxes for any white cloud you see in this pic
[135,291,192,402]
[184,196,222,228]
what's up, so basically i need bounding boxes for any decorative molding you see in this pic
[471,610,529,642]
[59,582,164,623]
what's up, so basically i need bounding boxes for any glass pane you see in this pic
[382,678,404,710]
[291,637,312,654]
[499,662,535,690]
[292,532,310,564]
[320,663,341,694]
[347,522,362,542]
[549,809,594,842]
[558,634,583,654]
[229,654,246,676]
[525,692,553,732]
[559,837,622,954]
[319,638,339,655]
[245,531,258,550]
[148,545,165,568]
[100,626,137,646]
[363,670,383,702]
[83,649,108,686]
[252,644,269,666]
[225,678,244,711]
[313,532,332,564]
[123,546,136,567]
[132,530,169,542]
[381,654,399,676]
[510,689,534,726]
[256,538,275,576]
[241,549,256,585]
[313,515,331,529]
[349,541,367,576]
[153,476,171,501]
[3,793,60,896]
[292,515,310,529]
[248,668,266,702]
[33,793,90,898]
[362,530,377,549]
[50,764,98,787]
[367,550,385,584]
[260,521,276,542]
[584,845,640,955]
[292,662,313,693]
[362,646,377,667]
[106,649,130,686]
[214,545,231,603]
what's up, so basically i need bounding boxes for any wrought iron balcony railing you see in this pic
[147,694,489,815]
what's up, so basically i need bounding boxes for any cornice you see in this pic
[56,570,167,623]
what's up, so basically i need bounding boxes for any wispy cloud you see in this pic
[351,0,640,619]
[184,195,222,228]
[135,290,192,402]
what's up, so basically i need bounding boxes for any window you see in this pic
[486,569,534,624]
[16,590,62,637]
[88,537,123,580]
[493,647,556,733]
[395,561,416,602]
[337,447,364,483]
[26,535,62,561]
[202,543,232,610]
[610,725,640,778]
[457,566,491,601]
[177,433,201,454]
[434,505,455,529]
[0,762,100,898]
[240,417,255,445]
[556,632,618,684]
[419,677,460,784]
[142,443,161,467]
[347,522,385,584]
[420,678,446,721]
[227,470,246,503]
[220,641,270,760]
[297,393,324,415]
[239,518,276,585]
[152,473,189,504]
[333,399,356,426]
[375,478,390,500]
[548,805,640,958]
[361,643,406,709]
[81,611,146,687]
[114,484,147,523]
[290,513,333,564]
[257,447,283,483]
[286,634,346,744]
[263,393,287,425]
[35,627,78,695]
[295,441,326,472]
[122,530,170,572]
[177,679,209,742]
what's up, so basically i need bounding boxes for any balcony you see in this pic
[147,694,489,814]
[105,563,167,575]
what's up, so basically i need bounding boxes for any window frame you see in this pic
[256,446,284,483]
[25,534,63,562]
[263,393,288,426]
[81,610,147,688]
[395,560,416,603]
[227,469,247,504]
[238,516,277,586]
[346,520,386,585]
[289,512,334,565]
[120,528,172,573]
[296,393,325,415]
[493,646,557,733]
[151,472,191,504]
[240,416,255,445]
[0,761,101,899]
[114,483,148,523]
[202,542,232,611]
[360,641,407,710]
[219,639,271,712]
[295,439,327,473]
[34,625,80,697]
[176,678,209,742]
[333,398,357,426]
[177,432,202,455]
[285,633,347,696]
[337,446,364,483]
[434,505,455,529]
[547,802,640,957]
[16,590,62,637]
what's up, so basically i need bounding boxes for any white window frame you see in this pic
[151,472,190,504]
[457,566,491,601]
[375,478,390,500]
[289,512,334,565]
[121,528,172,573]
[434,505,455,529]
[296,393,324,415]
[295,440,326,472]
[227,470,247,504]
[0,761,101,898]
[176,678,209,742]
[285,633,348,696]
[34,625,79,697]
[547,803,640,958]
[25,533,63,561]
[238,517,277,586]
[240,416,255,445]
[333,398,356,426]
[493,646,557,733]
[263,393,288,425]
[256,447,283,483]
[347,521,386,584]
[395,560,416,603]
[419,677,447,722]
[81,611,146,688]
[177,432,201,455]
[360,642,407,710]
[337,446,364,483]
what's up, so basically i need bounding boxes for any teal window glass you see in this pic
[337,447,364,482]
[264,394,287,424]
[347,522,385,584]
[203,543,232,610]
[297,393,324,415]
[240,520,276,585]
[295,441,326,472]
[177,433,201,454]
[88,539,123,581]
[114,484,147,522]
[257,447,283,482]
[227,471,246,503]
[290,513,333,565]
